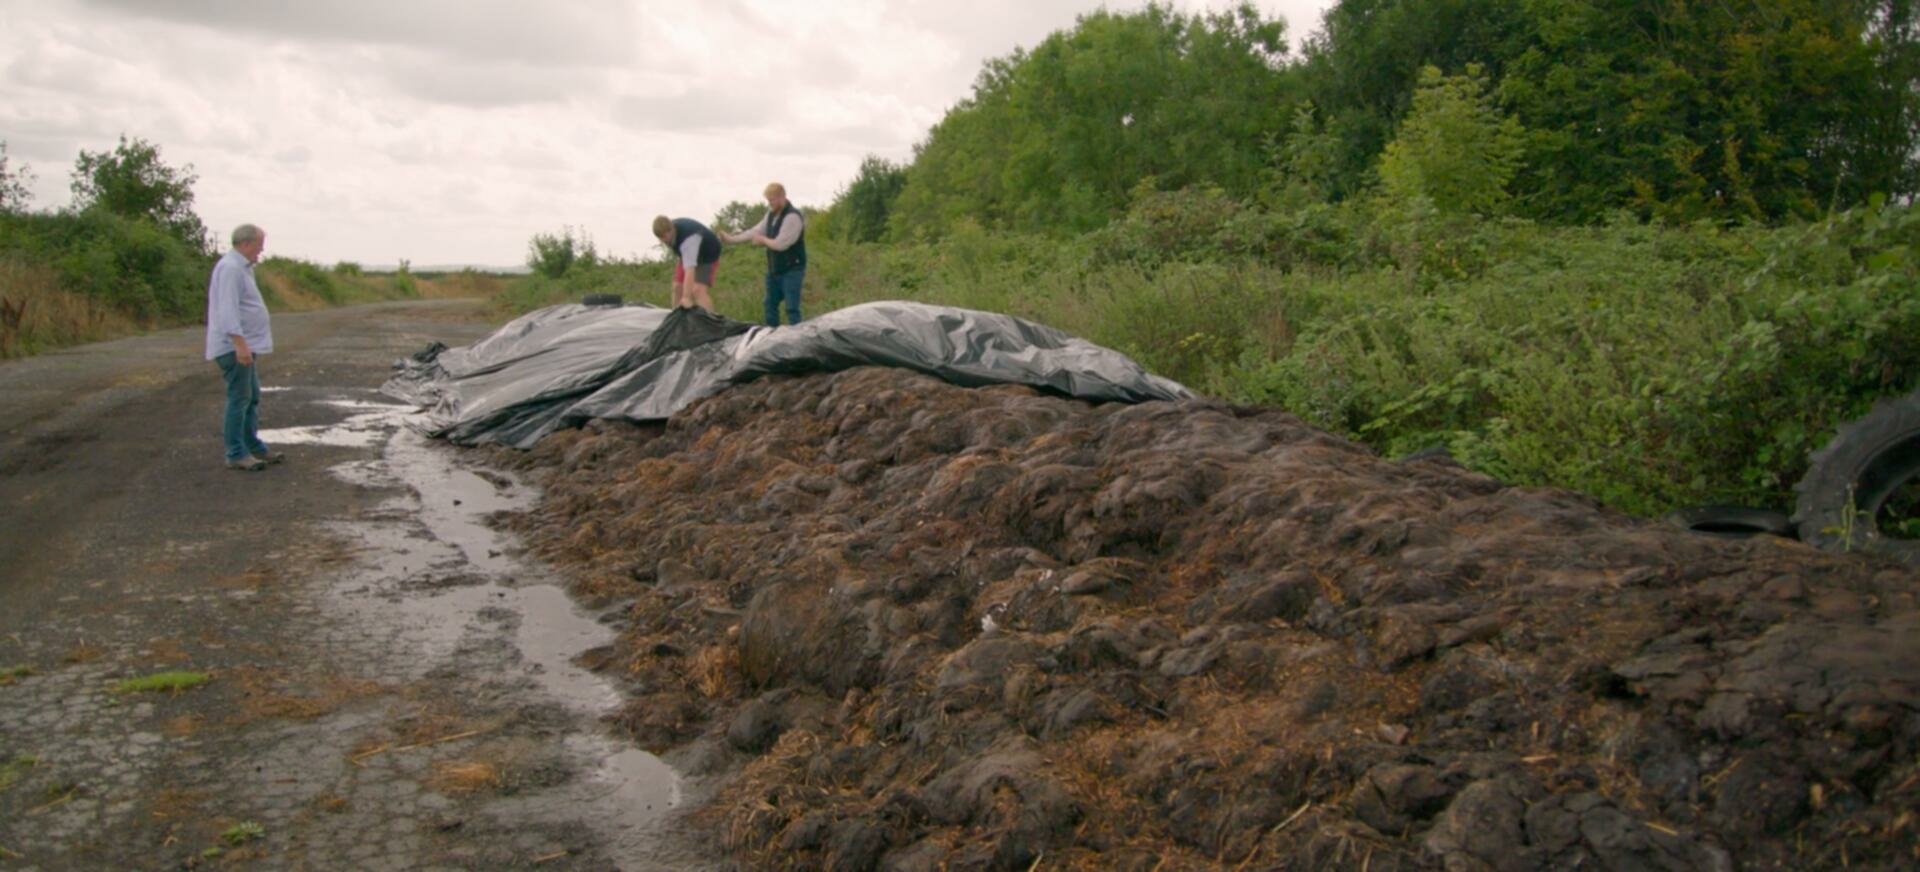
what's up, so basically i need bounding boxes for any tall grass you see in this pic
[497,198,1920,517]
[254,259,505,311]
[0,209,509,358]
[413,269,515,300]
[490,258,667,315]
[0,255,140,356]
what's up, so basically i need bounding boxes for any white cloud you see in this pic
[611,87,776,133]
[79,0,647,67]
[370,53,607,109]
[1,0,1336,266]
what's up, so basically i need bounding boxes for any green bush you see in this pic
[1375,65,1525,218]
[0,209,208,320]
[1698,199,1920,497]
[492,197,1918,519]
[827,156,908,243]
[1087,184,1247,267]
[1088,183,1354,273]
[1061,261,1276,394]
[526,226,599,279]
[69,134,210,254]
[1222,203,1920,514]
[392,261,418,298]
[0,140,32,214]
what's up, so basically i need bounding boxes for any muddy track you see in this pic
[0,301,717,871]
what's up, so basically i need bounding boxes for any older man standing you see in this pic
[721,182,807,326]
[204,223,282,472]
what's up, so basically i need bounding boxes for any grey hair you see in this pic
[231,224,264,246]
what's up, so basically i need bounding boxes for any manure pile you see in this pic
[492,366,1918,871]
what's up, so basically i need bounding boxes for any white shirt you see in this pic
[723,209,805,251]
[760,209,804,251]
[204,249,273,360]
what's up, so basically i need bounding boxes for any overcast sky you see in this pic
[1,0,1335,267]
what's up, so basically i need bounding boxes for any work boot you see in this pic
[227,456,267,472]
[252,450,286,465]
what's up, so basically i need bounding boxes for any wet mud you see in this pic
[0,389,708,869]
[0,303,718,872]
[319,414,689,837]
[484,365,1920,871]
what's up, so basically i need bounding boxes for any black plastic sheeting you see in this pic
[383,301,1194,448]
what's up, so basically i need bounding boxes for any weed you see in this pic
[29,783,77,814]
[113,670,210,694]
[221,820,265,845]
[1878,478,1920,540]
[1830,486,1861,552]
[0,664,32,686]
[0,754,39,792]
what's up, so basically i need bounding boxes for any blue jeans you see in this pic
[215,352,268,462]
[763,269,804,326]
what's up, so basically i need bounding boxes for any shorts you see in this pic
[675,261,718,286]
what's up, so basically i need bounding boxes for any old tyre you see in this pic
[582,293,623,307]
[1792,390,1920,565]
[1663,506,1793,539]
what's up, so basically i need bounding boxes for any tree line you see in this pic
[0,136,217,323]
[1,135,209,250]
[816,0,1919,241]
[0,136,431,353]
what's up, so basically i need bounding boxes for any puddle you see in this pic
[483,734,683,856]
[260,401,409,449]
[320,398,408,411]
[337,580,625,714]
[291,393,682,853]
[385,431,523,574]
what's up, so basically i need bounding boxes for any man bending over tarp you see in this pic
[652,215,721,313]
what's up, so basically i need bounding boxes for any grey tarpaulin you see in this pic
[383,301,1194,448]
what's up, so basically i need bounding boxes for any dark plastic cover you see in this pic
[384,301,1193,448]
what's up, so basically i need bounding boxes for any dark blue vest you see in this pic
[672,218,722,264]
[763,204,807,275]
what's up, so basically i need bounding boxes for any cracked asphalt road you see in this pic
[0,300,715,871]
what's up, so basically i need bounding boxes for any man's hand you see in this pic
[230,335,254,366]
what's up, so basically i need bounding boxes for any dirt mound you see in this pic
[489,366,1919,870]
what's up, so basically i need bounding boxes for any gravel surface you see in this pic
[0,301,716,871]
